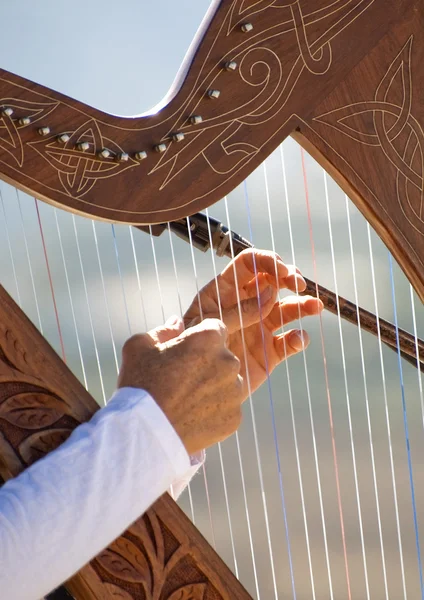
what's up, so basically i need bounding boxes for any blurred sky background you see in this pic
[0,2,423,599]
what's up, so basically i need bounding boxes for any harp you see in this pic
[0,0,423,598]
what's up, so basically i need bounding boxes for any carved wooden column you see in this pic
[0,285,252,600]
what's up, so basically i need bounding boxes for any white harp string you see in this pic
[224,198,279,600]
[262,162,316,599]
[367,224,408,600]
[71,214,107,405]
[344,194,389,599]
[323,173,371,600]
[205,206,261,593]
[0,187,21,306]
[165,223,196,523]
[280,145,335,599]
[410,286,424,427]
[54,209,88,389]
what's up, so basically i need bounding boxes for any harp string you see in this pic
[301,149,352,599]
[203,208,258,585]
[54,209,89,389]
[367,223,408,599]
[110,224,132,336]
[71,214,107,405]
[280,144,334,598]
[262,161,317,598]
[128,227,148,331]
[182,220,218,550]
[17,192,43,333]
[388,253,424,598]
[243,180,297,599]
[164,223,196,522]
[92,222,119,374]
[0,189,21,305]
[344,193,389,598]
[410,286,424,420]
[35,200,66,362]
[223,199,279,598]
[323,175,371,599]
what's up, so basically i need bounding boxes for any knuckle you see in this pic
[122,334,144,354]
[202,319,228,342]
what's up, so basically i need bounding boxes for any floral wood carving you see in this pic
[93,511,211,600]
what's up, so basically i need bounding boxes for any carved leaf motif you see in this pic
[0,326,31,375]
[96,537,152,590]
[0,392,65,429]
[102,583,135,599]
[167,583,206,600]
[18,428,72,465]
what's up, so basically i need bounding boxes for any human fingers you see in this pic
[186,285,277,334]
[148,315,185,345]
[219,248,290,289]
[274,328,311,361]
[280,264,307,293]
[179,317,229,347]
[265,296,324,331]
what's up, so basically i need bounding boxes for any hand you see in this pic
[184,249,324,396]
[118,317,243,455]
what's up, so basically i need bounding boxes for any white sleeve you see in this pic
[0,387,204,600]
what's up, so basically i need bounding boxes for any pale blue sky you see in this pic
[3,1,211,115]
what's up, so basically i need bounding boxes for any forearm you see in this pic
[0,388,200,600]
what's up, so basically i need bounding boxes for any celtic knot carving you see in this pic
[314,36,424,235]
[29,119,138,198]
[0,97,58,167]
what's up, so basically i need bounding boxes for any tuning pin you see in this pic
[1,107,13,117]
[207,89,221,99]
[98,148,111,159]
[224,61,238,71]
[171,132,185,142]
[154,143,167,153]
[135,151,148,160]
[190,115,203,125]
[38,127,51,136]
[117,152,129,162]
[76,141,90,152]
[241,22,253,33]
[18,117,31,126]
[57,133,70,144]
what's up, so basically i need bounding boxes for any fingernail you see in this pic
[290,329,309,351]
[165,315,180,326]
[260,286,274,304]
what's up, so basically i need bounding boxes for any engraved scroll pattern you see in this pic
[0,0,375,199]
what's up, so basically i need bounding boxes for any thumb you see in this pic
[149,315,185,344]
[221,285,277,333]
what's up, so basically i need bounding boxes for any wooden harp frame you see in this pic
[0,1,423,598]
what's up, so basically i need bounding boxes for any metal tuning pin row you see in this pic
[0,31,248,163]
